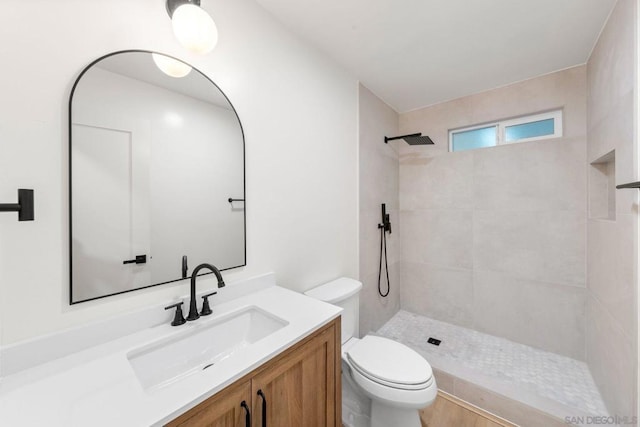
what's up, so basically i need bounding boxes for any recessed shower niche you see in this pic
[589,150,616,220]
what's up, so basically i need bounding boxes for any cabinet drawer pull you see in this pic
[240,400,251,427]
[257,389,267,427]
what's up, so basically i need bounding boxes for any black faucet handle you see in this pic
[181,255,188,279]
[164,302,187,326]
[200,291,217,316]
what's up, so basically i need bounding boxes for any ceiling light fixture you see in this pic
[152,53,192,78]
[166,0,218,55]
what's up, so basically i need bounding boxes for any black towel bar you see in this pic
[616,181,640,189]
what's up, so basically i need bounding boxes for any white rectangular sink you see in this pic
[127,306,288,391]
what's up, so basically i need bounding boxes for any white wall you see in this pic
[0,0,358,345]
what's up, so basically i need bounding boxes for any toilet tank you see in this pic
[304,277,363,345]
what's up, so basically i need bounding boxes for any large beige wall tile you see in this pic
[359,84,401,333]
[587,0,635,128]
[473,137,587,212]
[359,83,399,214]
[587,216,636,337]
[400,209,473,269]
[586,295,636,418]
[588,154,616,220]
[359,211,379,278]
[586,0,638,418]
[360,209,400,278]
[474,210,586,286]
[359,84,400,163]
[397,66,588,358]
[587,93,634,163]
[360,147,399,213]
[587,93,637,217]
[400,262,473,328]
[473,270,586,359]
[610,94,637,217]
[400,150,474,210]
[359,262,400,335]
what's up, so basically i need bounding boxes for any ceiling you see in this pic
[254,0,617,112]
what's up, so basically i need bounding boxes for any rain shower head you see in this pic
[384,133,434,145]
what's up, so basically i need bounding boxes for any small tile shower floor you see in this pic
[377,310,607,417]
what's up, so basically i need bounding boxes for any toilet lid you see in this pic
[346,335,432,387]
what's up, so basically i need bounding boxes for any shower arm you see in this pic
[384,133,421,143]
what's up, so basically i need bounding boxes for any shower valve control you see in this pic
[378,203,392,234]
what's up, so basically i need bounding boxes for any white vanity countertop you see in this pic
[0,284,341,427]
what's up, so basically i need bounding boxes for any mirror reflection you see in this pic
[70,50,245,304]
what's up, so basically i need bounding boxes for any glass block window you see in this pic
[449,110,562,152]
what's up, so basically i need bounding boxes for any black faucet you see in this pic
[187,263,226,321]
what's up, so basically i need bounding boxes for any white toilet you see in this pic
[305,278,437,427]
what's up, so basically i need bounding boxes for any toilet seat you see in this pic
[346,335,433,390]
[342,335,437,409]
[304,277,437,425]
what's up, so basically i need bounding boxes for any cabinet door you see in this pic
[251,325,337,427]
[166,380,252,427]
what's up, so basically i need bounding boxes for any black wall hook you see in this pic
[0,189,34,221]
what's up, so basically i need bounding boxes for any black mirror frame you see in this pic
[68,50,246,305]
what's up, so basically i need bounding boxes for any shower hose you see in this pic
[378,225,390,297]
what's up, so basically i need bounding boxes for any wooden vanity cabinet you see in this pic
[166,317,341,427]
[167,380,252,427]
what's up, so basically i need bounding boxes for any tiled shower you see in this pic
[358,0,637,424]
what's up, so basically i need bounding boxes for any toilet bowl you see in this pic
[305,278,437,427]
[342,336,437,427]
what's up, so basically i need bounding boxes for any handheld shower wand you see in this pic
[378,203,392,297]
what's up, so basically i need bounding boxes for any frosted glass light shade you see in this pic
[152,53,192,78]
[172,4,218,54]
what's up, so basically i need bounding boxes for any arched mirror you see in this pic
[69,50,245,304]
